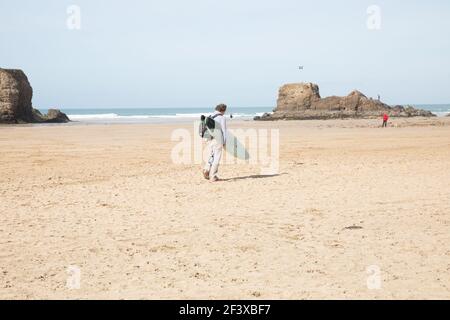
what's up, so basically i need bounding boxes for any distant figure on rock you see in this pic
[382,113,389,128]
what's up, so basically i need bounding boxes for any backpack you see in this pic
[199,114,220,138]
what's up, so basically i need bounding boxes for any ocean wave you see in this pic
[434,111,450,117]
[68,113,120,120]
[68,112,264,121]
[68,113,177,120]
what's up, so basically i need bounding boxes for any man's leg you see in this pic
[203,140,214,178]
[209,142,223,181]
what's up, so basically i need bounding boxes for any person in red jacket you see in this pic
[382,113,389,128]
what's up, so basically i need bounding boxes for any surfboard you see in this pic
[225,130,250,161]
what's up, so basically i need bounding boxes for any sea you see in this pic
[40,107,274,124]
[39,105,450,124]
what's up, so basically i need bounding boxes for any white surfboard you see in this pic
[225,131,250,161]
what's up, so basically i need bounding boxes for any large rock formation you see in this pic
[0,68,69,123]
[0,69,34,122]
[255,82,435,120]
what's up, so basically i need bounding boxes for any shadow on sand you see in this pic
[222,173,286,182]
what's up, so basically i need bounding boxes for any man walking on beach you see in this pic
[203,104,227,182]
[382,113,389,128]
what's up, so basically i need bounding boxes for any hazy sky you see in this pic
[1,0,449,108]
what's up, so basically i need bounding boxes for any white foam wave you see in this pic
[68,112,263,121]
[68,113,120,120]
[434,111,450,117]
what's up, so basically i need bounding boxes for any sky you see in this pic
[1,0,449,108]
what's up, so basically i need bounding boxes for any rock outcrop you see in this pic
[0,68,69,123]
[32,108,71,123]
[255,83,435,121]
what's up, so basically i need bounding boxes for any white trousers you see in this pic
[204,139,223,180]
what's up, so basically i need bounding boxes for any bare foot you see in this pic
[203,170,210,180]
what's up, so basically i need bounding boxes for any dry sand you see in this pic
[1,117,450,299]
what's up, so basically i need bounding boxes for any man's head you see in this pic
[215,104,227,114]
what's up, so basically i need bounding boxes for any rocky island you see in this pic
[0,68,69,124]
[255,82,435,121]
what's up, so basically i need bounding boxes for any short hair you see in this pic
[215,104,227,113]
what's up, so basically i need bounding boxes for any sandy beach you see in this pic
[1,117,450,300]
